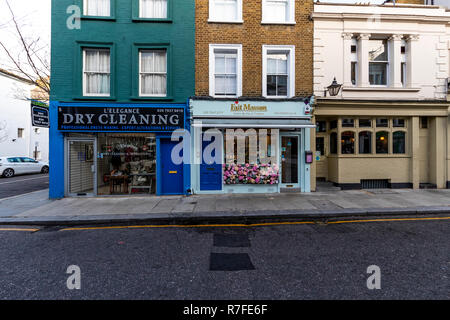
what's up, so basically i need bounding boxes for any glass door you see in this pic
[280,134,300,189]
[67,139,96,196]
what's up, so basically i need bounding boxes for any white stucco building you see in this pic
[312,2,450,190]
[0,69,49,161]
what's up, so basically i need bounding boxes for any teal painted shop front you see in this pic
[50,0,194,198]
[189,98,316,194]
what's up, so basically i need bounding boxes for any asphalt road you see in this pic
[0,174,49,199]
[0,218,448,300]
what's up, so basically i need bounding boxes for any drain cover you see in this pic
[209,253,255,271]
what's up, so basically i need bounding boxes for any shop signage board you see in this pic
[31,101,50,128]
[58,105,184,132]
[191,99,309,118]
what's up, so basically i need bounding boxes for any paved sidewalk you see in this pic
[0,188,449,225]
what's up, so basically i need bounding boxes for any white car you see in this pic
[0,157,49,178]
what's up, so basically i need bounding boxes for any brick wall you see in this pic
[195,0,314,98]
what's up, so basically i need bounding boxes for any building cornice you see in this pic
[311,12,450,24]
[315,99,450,117]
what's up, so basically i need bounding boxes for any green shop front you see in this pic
[189,98,315,194]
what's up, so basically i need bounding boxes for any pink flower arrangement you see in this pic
[223,163,279,185]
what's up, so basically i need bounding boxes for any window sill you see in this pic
[74,96,116,101]
[207,19,244,24]
[132,17,172,23]
[211,95,239,99]
[261,21,296,25]
[130,96,174,101]
[263,95,293,99]
[81,15,116,21]
[343,86,421,92]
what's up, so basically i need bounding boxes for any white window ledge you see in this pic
[261,21,296,25]
[208,19,244,24]
[343,86,421,92]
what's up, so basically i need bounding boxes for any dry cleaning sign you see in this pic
[58,106,184,131]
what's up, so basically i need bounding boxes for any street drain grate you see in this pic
[209,253,255,271]
[213,234,251,248]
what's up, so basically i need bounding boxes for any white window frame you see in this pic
[209,44,242,98]
[261,0,295,25]
[208,0,243,23]
[262,45,295,99]
[82,48,111,97]
[368,38,390,87]
[83,0,111,17]
[139,49,168,98]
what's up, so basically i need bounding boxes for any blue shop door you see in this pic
[160,139,183,195]
[200,136,222,191]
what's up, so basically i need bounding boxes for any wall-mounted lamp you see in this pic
[324,77,343,97]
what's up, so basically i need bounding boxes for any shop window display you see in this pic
[97,133,156,195]
[223,129,279,185]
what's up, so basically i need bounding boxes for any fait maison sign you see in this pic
[58,106,184,131]
[191,99,306,118]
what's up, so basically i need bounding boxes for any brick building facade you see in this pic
[195,0,313,98]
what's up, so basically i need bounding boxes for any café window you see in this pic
[263,46,294,98]
[342,119,355,128]
[376,118,389,128]
[376,131,389,154]
[341,132,355,154]
[139,49,167,97]
[84,0,111,17]
[210,45,242,98]
[140,0,168,19]
[393,118,405,128]
[359,119,372,128]
[330,132,337,154]
[330,120,338,130]
[83,48,111,96]
[316,137,325,156]
[359,131,372,154]
[393,131,406,154]
[316,121,327,133]
[368,39,389,86]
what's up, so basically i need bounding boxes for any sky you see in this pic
[0,0,51,71]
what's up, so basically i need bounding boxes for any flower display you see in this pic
[223,163,279,185]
